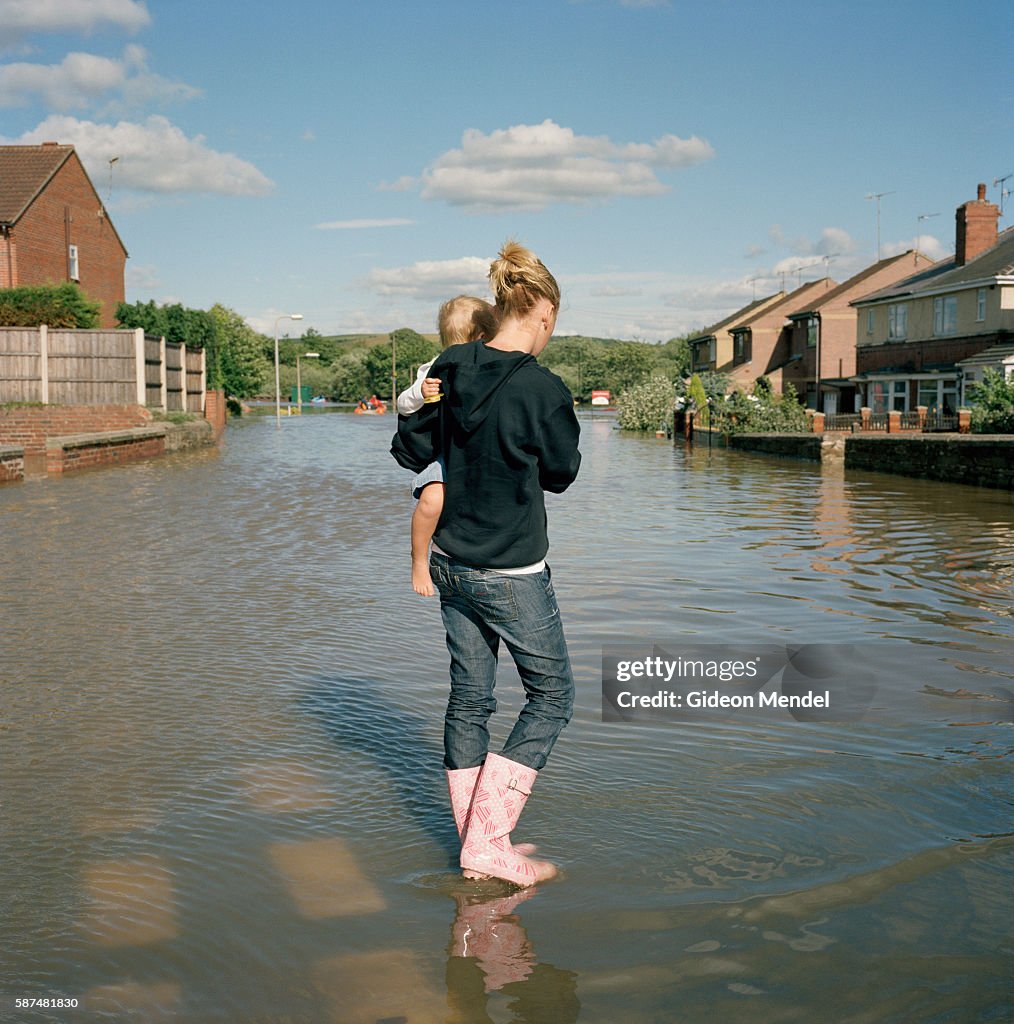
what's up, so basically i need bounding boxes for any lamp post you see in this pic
[295,352,319,414]
[274,313,303,426]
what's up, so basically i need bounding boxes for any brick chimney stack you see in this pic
[955,182,999,266]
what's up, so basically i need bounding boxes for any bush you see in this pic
[968,369,1014,433]
[617,375,676,431]
[716,380,811,434]
[0,283,100,327]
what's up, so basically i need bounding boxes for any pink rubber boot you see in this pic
[459,753,558,887]
[447,765,537,880]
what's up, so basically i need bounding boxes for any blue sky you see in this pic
[1,0,1009,339]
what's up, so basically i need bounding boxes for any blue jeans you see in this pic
[430,553,575,772]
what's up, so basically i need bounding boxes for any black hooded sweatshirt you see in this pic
[391,341,581,569]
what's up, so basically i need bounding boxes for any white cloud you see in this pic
[4,115,274,196]
[417,119,715,211]
[365,257,491,299]
[0,46,200,111]
[315,218,415,230]
[884,234,950,261]
[0,0,150,42]
[590,284,644,297]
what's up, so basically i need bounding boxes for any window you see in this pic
[866,309,874,335]
[869,379,908,414]
[887,303,907,340]
[806,317,819,349]
[68,244,79,282]
[733,330,751,366]
[933,295,957,336]
[976,288,987,322]
[692,338,715,370]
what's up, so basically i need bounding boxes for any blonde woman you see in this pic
[392,240,581,886]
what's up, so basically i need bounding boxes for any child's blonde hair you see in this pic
[488,239,560,319]
[437,295,497,348]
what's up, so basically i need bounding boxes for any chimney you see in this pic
[955,182,999,266]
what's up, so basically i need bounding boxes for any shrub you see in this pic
[0,283,100,327]
[716,381,811,435]
[617,374,676,431]
[968,369,1014,434]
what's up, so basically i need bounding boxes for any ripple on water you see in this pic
[2,412,1012,1023]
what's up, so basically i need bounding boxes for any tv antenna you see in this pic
[107,156,119,204]
[865,190,896,260]
[994,173,1012,217]
[916,212,939,255]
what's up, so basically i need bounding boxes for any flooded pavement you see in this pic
[2,411,1012,1023]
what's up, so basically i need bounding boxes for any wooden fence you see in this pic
[0,327,205,411]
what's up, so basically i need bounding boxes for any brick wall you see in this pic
[204,388,227,438]
[10,151,127,328]
[0,404,152,455]
[845,435,1014,489]
[0,445,23,483]
[47,434,165,474]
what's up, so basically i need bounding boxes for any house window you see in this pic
[68,244,79,282]
[866,309,874,335]
[806,317,818,349]
[933,295,957,336]
[976,288,987,322]
[692,339,714,370]
[733,330,751,366]
[869,379,908,414]
[887,303,907,340]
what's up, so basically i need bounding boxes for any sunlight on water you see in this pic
[2,411,1011,1023]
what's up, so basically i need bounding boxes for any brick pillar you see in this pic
[887,410,901,433]
[861,407,871,431]
[917,405,927,431]
[812,412,825,434]
[958,409,971,434]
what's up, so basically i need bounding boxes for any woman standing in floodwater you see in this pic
[393,240,581,886]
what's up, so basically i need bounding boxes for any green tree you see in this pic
[606,341,661,395]
[968,368,1014,433]
[331,349,372,401]
[209,304,272,398]
[1,283,100,327]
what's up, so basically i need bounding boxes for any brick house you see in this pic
[724,278,837,394]
[780,250,936,414]
[851,184,1014,416]
[687,292,787,376]
[0,143,128,328]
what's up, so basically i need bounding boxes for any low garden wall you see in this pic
[844,435,1014,489]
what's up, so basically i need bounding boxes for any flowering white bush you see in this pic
[616,375,676,431]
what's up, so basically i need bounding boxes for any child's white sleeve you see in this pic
[397,358,435,416]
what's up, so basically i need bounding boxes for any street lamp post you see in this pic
[274,313,304,427]
[295,352,319,414]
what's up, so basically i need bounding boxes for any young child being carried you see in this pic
[397,295,497,596]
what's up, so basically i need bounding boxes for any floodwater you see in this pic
[2,411,1012,1024]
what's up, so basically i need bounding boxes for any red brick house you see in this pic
[725,278,837,394]
[0,143,127,328]
[851,184,1014,417]
[780,250,936,414]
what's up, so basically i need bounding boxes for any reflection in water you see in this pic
[2,411,1012,1022]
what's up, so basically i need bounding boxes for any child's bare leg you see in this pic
[411,483,444,596]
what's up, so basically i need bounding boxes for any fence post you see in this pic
[199,347,207,414]
[860,406,871,431]
[887,410,901,433]
[181,343,188,412]
[159,336,167,410]
[134,328,146,406]
[39,323,49,404]
[917,405,927,432]
[958,409,971,434]
[812,412,825,434]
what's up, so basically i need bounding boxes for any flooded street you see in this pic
[3,411,1012,1023]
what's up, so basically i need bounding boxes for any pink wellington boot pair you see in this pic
[446,753,557,887]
